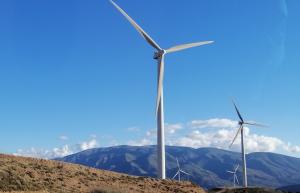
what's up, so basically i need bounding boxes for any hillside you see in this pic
[58,145,300,189]
[277,184,300,193]
[0,154,205,193]
[209,187,283,193]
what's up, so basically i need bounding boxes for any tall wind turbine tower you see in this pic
[230,100,267,187]
[110,0,214,179]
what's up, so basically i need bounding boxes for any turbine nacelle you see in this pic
[153,50,166,60]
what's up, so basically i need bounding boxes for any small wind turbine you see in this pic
[110,0,214,179]
[229,100,267,187]
[227,164,239,187]
[172,158,191,181]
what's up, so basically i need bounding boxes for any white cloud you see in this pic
[189,118,238,129]
[166,123,183,134]
[145,123,183,137]
[128,118,300,156]
[173,129,234,149]
[127,127,140,132]
[173,122,300,155]
[146,130,155,137]
[80,139,98,150]
[244,129,283,152]
[59,135,68,140]
[128,138,153,146]
[283,143,300,153]
[52,145,73,157]
[90,134,97,138]
[14,119,300,159]
[14,138,99,159]
[108,140,119,146]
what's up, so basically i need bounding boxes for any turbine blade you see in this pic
[229,125,242,148]
[166,41,214,54]
[244,121,268,128]
[235,175,239,185]
[180,170,191,176]
[172,171,179,179]
[234,164,239,172]
[232,100,244,123]
[176,158,180,169]
[227,171,234,174]
[110,0,161,51]
[155,54,165,116]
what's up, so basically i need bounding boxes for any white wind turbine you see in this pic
[110,0,214,179]
[229,100,267,187]
[227,164,239,187]
[172,158,191,181]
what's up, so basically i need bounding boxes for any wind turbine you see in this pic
[110,0,214,179]
[172,158,191,181]
[229,100,267,187]
[227,164,239,187]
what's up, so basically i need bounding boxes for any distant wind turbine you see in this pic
[172,158,191,181]
[110,0,214,179]
[227,164,239,187]
[229,100,268,187]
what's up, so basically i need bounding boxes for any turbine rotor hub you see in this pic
[153,50,166,60]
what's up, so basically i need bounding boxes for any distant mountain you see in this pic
[57,145,300,189]
[277,184,300,193]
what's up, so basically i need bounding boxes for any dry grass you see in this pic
[0,191,49,193]
[0,154,205,193]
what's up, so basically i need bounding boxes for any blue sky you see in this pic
[0,0,299,158]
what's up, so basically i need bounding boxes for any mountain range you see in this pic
[57,145,300,189]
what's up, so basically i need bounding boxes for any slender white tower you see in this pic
[240,128,247,187]
[157,57,166,179]
[110,0,213,179]
[157,83,165,178]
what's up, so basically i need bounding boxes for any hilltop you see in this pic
[0,154,205,193]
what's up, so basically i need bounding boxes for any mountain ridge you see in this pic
[57,145,300,189]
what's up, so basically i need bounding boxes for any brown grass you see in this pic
[0,154,205,193]
[0,192,49,193]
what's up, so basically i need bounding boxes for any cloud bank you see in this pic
[14,118,300,159]
[128,118,300,156]
[14,138,98,159]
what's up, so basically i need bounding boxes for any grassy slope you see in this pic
[0,154,205,193]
